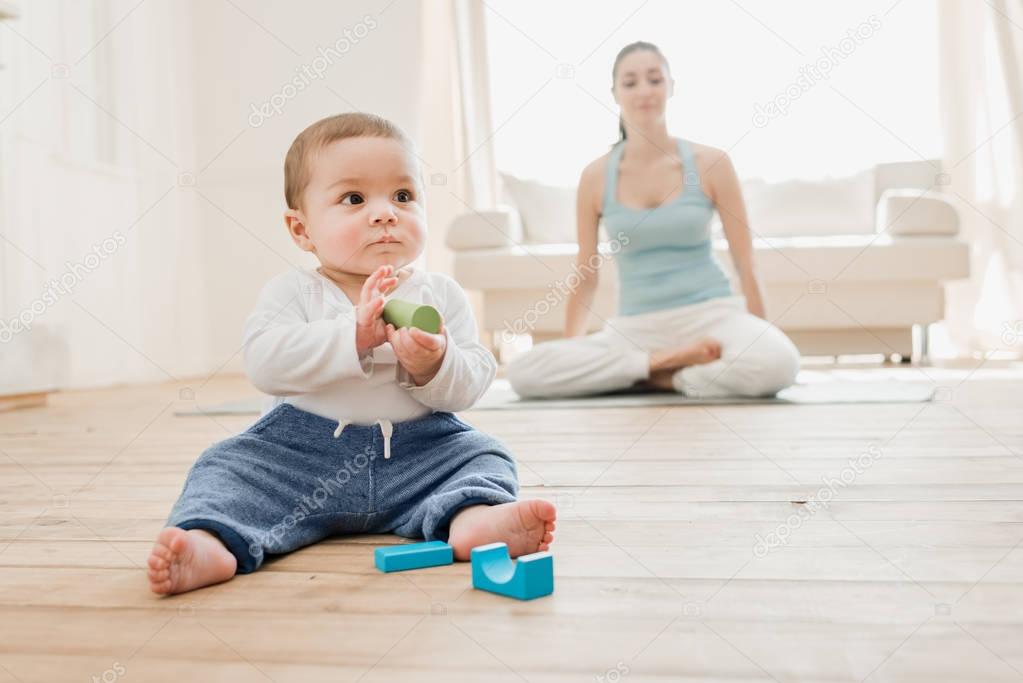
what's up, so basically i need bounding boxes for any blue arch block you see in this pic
[471,542,553,600]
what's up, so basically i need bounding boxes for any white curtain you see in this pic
[416,0,467,277]
[451,0,499,209]
[938,0,1023,355]
[416,0,498,327]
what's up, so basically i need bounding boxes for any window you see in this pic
[484,0,942,186]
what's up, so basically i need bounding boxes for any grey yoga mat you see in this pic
[174,379,934,416]
[469,379,935,410]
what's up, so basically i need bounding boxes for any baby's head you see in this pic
[283,113,426,276]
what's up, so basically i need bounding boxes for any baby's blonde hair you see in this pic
[284,112,411,210]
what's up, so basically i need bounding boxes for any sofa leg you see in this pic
[488,330,503,364]
[914,323,931,365]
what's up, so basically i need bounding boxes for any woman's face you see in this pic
[612,49,672,127]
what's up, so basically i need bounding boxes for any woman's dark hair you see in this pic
[611,41,670,143]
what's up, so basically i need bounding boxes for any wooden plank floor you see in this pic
[2,364,1022,682]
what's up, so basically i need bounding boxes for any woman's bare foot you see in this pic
[644,369,678,391]
[147,527,237,595]
[650,338,722,373]
[642,339,721,391]
[447,499,557,562]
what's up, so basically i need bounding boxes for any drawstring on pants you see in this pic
[333,418,394,459]
[377,419,393,459]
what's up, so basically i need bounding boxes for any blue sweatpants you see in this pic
[166,403,519,573]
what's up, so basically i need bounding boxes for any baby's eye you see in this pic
[649,78,662,85]
[340,193,365,205]
[394,189,413,203]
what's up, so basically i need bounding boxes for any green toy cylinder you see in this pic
[382,299,442,334]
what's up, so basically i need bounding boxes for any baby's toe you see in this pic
[167,534,188,555]
[528,499,557,523]
[148,567,169,581]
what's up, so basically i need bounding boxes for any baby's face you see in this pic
[290,136,426,275]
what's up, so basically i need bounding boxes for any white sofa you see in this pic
[448,160,970,362]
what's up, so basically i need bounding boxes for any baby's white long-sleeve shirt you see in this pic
[242,268,496,425]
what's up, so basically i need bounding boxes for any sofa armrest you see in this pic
[445,206,525,250]
[876,189,960,236]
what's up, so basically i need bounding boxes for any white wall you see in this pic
[1,0,464,392]
[185,0,428,381]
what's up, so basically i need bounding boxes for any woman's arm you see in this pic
[704,149,766,319]
[563,161,604,337]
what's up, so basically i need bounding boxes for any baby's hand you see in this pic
[355,265,398,355]
[387,322,447,386]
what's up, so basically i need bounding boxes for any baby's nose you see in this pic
[370,203,398,224]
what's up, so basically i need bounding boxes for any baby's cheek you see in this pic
[406,222,428,250]
[330,229,366,258]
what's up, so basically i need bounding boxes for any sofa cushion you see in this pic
[445,207,524,250]
[501,169,879,241]
[500,173,576,244]
[877,189,959,236]
[738,169,876,237]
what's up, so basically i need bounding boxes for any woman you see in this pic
[507,41,800,399]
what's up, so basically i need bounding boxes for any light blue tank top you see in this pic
[601,138,732,316]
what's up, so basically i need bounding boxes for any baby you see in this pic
[148,112,556,595]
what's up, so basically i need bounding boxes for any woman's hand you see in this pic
[741,278,767,319]
[355,265,399,355]
[387,323,447,386]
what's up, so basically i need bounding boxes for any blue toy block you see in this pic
[375,541,453,573]
[470,542,553,600]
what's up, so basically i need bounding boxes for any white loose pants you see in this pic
[506,296,800,399]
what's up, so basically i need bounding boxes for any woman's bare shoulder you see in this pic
[689,142,739,203]
[690,141,732,176]
[578,151,611,202]
[580,152,611,183]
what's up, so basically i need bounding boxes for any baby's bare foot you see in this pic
[448,499,557,561]
[147,527,237,595]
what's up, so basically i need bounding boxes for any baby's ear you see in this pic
[284,209,314,252]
